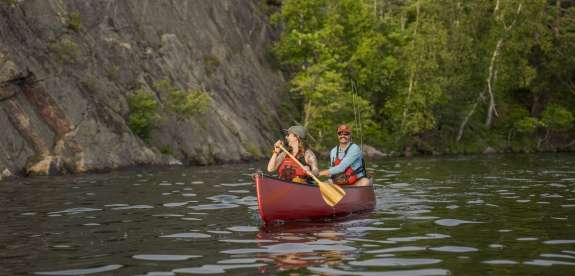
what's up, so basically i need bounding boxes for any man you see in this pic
[319,124,370,186]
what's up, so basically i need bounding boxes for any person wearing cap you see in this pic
[267,125,319,183]
[319,124,369,186]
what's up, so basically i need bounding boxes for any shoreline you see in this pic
[2,151,573,182]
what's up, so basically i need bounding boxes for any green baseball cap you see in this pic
[284,125,307,139]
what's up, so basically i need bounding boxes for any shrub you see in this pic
[542,104,574,131]
[105,65,120,81]
[169,89,212,119]
[203,55,220,75]
[128,90,160,140]
[50,38,81,64]
[154,80,212,119]
[2,0,17,6]
[67,11,81,32]
[243,142,262,157]
[515,117,542,134]
[80,75,99,94]
[159,144,173,155]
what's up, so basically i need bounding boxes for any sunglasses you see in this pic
[337,132,351,136]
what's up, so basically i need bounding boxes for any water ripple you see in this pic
[429,246,479,253]
[482,260,518,265]
[188,203,239,210]
[132,255,201,261]
[350,258,441,266]
[388,233,450,242]
[434,219,483,227]
[222,243,357,254]
[173,264,266,274]
[347,227,401,232]
[227,226,259,232]
[217,258,271,264]
[160,233,211,239]
[49,208,102,215]
[543,240,575,245]
[112,205,153,210]
[34,264,123,275]
[367,246,427,254]
[308,267,450,276]
[220,182,252,187]
[540,253,575,260]
[219,239,275,243]
[163,202,190,207]
[524,259,575,266]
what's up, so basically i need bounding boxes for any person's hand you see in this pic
[273,140,284,154]
[319,169,330,177]
[303,165,311,175]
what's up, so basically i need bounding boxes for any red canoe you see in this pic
[254,173,376,223]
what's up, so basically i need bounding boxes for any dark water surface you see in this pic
[1,154,575,275]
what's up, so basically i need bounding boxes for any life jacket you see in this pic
[277,152,311,183]
[331,143,366,185]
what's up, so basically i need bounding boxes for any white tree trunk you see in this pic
[401,73,415,129]
[456,90,487,142]
[457,2,523,140]
[485,39,503,128]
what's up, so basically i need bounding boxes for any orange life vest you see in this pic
[277,153,311,183]
[331,144,366,185]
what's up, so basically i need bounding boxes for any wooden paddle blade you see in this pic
[317,181,346,207]
[331,182,346,194]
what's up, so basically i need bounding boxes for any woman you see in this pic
[267,125,319,183]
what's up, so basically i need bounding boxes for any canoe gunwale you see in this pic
[255,172,373,189]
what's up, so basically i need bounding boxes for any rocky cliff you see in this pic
[0,0,288,178]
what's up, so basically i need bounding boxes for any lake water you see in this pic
[1,154,574,275]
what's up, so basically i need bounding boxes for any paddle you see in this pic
[277,145,346,207]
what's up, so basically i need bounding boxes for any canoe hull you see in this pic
[254,173,376,223]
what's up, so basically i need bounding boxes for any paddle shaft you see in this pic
[277,145,323,183]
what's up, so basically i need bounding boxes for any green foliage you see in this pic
[105,65,120,81]
[203,55,220,75]
[290,62,377,148]
[2,0,16,6]
[243,142,263,157]
[542,104,574,131]
[154,80,212,119]
[159,144,173,155]
[272,0,575,154]
[515,117,542,134]
[257,0,281,16]
[67,11,81,32]
[49,38,81,64]
[272,0,387,148]
[271,0,329,71]
[502,105,540,134]
[128,90,160,140]
[80,75,100,94]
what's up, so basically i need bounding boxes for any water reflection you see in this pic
[34,264,123,275]
[253,222,354,271]
[1,154,575,275]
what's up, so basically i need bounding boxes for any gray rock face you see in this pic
[0,0,287,176]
